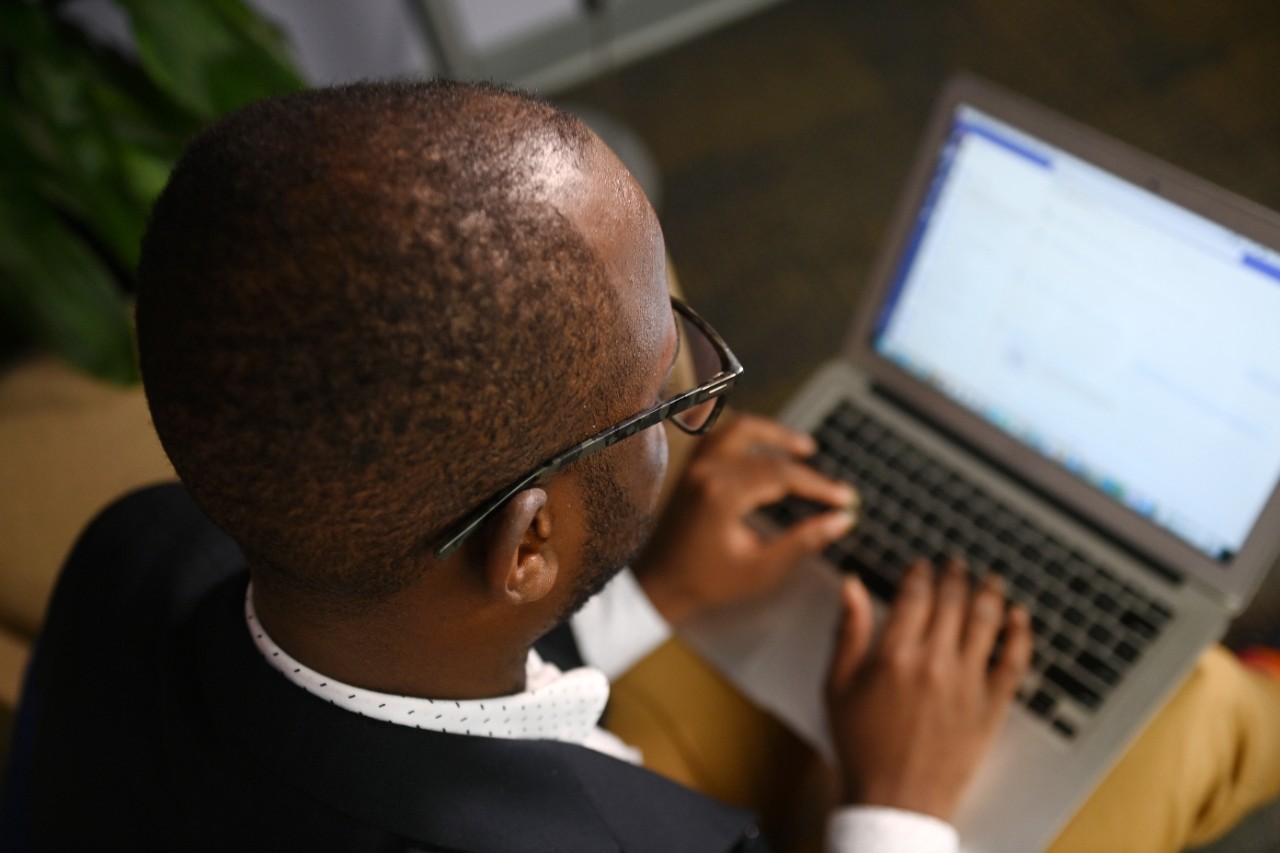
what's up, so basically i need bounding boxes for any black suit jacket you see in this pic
[21,483,770,852]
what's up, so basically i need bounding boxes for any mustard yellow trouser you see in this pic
[607,640,1280,853]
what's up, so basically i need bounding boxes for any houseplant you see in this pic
[0,0,304,384]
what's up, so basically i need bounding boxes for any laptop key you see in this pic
[1050,632,1075,654]
[1115,640,1141,663]
[1077,651,1120,685]
[1087,623,1113,645]
[1027,690,1057,717]
[1045,665,1102,709]
[1068,577,1092,596]
[858,569,897,602]
[1012,571,1037,592]
[1120,610,1158,639]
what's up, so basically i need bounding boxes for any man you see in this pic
[18,80,1279,851]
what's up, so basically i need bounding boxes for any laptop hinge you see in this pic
[872,382,1186,588]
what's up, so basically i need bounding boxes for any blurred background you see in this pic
[20,0,1280,410]
[4,2,1280,846]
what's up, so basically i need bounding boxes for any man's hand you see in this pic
[634,413,858,624]
[826,559,1033,820]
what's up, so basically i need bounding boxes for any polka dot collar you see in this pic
[245,584,610,744]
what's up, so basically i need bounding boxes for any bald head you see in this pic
[136,81,659,605]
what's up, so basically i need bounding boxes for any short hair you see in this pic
[136,80,642,605]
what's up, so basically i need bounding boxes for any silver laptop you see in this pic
[684,74,1280,852]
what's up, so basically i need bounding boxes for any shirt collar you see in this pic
[244,583,610,745]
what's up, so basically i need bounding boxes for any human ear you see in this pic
[483,488,557,604]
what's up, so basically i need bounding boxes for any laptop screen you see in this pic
[872,105,1280,562]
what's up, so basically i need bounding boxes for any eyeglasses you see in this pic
[432,297,743,559]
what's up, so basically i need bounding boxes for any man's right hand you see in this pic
[825,559,1033,820]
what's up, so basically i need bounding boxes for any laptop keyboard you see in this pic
[762,399,1175,740]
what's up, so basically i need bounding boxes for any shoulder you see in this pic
[48,481,244,628]
[543,740,772,853]
[26,483,249,846]
[27,484,770,852]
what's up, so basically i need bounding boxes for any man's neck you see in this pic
[249,579,533,700]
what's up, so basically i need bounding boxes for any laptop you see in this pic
[679,74,1280,852]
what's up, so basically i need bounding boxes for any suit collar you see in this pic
[192,572,757,852]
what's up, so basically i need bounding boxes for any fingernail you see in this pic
[837,484,860,509]
[824,509,857,538]
[973,593,1002,618]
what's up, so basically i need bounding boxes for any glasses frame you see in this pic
[432,297,743,559]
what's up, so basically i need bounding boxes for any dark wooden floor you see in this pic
[565,0,1280,413]
[563,3,1280,847]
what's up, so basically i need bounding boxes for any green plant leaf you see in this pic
[0,193,139,384]
[120,0,304,120]
[1,4,179,279]
[0,0,303,383]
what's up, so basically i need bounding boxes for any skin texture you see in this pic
[827,561,1033,818]
[137,82,638,608]
[253,132,675,701]
[634,413,859,624]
